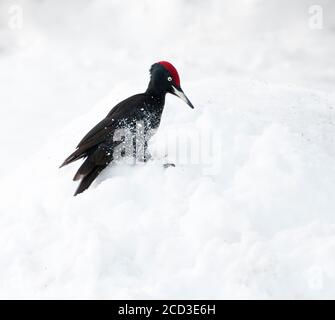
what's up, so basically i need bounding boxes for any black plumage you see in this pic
[60,61,194,196]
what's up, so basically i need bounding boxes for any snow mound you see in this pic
[1,78,335,299]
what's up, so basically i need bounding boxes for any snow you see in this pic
[0,0,335,299]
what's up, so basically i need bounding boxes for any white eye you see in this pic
[167,76,172,82]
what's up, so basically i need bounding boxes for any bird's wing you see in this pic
[76,117,116,149]
[76,93,144,149]
[60,116,117,166]
[60,94,145,167]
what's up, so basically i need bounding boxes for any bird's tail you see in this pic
[59,148,86,168]
[62,145,112,195]
[74,165,103,196]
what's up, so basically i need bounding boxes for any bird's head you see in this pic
[149,61,194,109]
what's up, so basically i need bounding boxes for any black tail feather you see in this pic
[74,166,103,196]
[59,148,86,168]
[73,157,95,181]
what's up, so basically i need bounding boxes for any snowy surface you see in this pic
[0,0,335,299]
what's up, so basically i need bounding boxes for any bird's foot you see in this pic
[163,163,176,169]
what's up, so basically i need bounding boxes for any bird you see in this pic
[60,61,194,196]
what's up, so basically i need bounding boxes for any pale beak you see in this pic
[172,85,194,109]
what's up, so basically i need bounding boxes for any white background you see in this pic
[0,0,335,298]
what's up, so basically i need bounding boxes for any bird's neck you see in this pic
[145,81,167,102]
